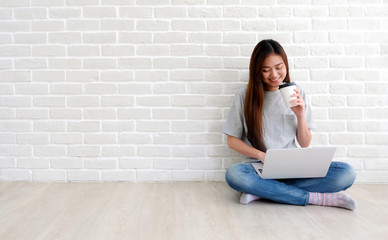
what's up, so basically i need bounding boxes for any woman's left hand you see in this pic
[290,89,305,118]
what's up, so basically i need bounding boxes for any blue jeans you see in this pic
[225,161,357,206]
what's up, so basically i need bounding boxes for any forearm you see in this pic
[227,135,266,162]
[296,114,312,148]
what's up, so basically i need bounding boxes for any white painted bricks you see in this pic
[0,1,387,183]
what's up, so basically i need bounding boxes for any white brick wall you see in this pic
[0,1,387,183]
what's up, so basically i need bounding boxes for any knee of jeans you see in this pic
[225,164,240,186]
[337,162,357,189]
[225,164,250,191]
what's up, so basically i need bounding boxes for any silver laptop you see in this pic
[251,147,336,179]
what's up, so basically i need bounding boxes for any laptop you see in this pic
[251,147,336,179]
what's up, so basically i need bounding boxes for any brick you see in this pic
[0,158,16,168]
[102,71,134,82]
[172,146,205,157]
[102,170,136,181]
[0,96,32,107]
[67,71,98,82]
[68,45,99,56]
[153,159,187,170]
[67,170,101,181]
[152,109,186,119]
[18,110,47,122]
[84,134,117,144]
[17,158,49,169]
[311,69,343,81]
[51,84,82,95]
[205,46,239,57]
[50,158,83,169]
[329,83,363,94]
[119,158,152,169]
[0,109,15,119]
[34,145,66,157]
[330,32,364,43]
[67,96,99,107]
[68,146,100,157]
[277,19,310,31]
[33,170,66,181]
[83,109,116,119]
[348,146,388,158]
[189,33,222,43]
[208,20,241,31]
[329,133,364,145]
[366,134,388,145]
[49,8,81,18]
[32,21,65,31]
[51,133,83,144]
[15,33,46,44]
[101,20,135,31]
[188,7,222,18]
[67,20,99,31]
[49,32,81,44]
[188,158,222,170]
[154,7,187,18]
[154,32,187,44]
[83,33,117,44]
[102,146,136,157]
[84,159,118,169]
[83,59,117,69]
[102,121,134,132]
[258,7,292,17]
[67,121,100,132]
[136,20,169,31]
[102,96,135,107]
[138,146,170,157]
[171,45,204,56]
[153,133,187,145]
[137,45,169,56]
[16,133,49,144]
[345,70,380,82]
[33,46,66,57]
[0,170,31,181]
[294,6,328,17]
[365,108,388,119]
[189,57,222,69]
[83,7,117,18]
[171,171,205,182]
[153,58,187,69]
[172,96,205,107]
[34,121,66,132]
[365,83,388,94]
[118,133,152,144]
[136,121,170,132]
[329,108,363,119]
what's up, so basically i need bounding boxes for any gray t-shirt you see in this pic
[222,84,316,158]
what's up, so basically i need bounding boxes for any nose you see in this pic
[270,69,278,78]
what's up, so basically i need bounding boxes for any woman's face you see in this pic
[261,53,287,91]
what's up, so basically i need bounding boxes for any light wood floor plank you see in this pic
[0,183,387,240]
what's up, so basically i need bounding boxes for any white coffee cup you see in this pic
[279,82,297,108]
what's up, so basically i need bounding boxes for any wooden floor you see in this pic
[0,182,387,240]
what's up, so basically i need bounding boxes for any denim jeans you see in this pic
[225,161,357,206]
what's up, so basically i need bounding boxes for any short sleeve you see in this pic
[299,86,316,131]
[222,87,246,139]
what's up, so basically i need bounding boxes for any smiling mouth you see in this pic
[270,77,282,83]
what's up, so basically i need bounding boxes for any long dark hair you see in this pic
[244,39,290,152]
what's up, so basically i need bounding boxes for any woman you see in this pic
[223,39,357,210]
